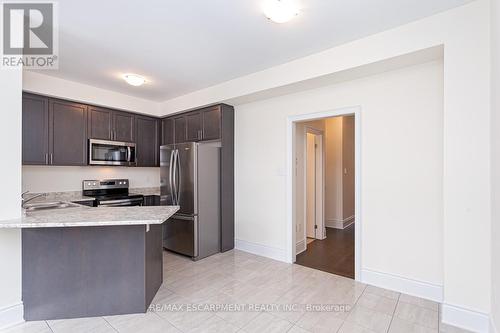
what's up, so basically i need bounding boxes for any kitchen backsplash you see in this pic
[22,166,160,193]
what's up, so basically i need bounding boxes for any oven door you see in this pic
[98,197,144,207]
[89,139,136,166]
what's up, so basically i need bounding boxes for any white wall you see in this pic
[235,60,444,286]
[22,166,159,193]
[491,0,500,331]
[161,2,491,327]
[324,117,344,227]
[23,72,161,116]
[0,69,23,328]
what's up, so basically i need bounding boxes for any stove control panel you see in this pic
[82,179,129,191]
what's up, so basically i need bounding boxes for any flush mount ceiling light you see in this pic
[263,0,300,23]
[123,74,146,86]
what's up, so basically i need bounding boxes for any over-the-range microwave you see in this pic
[88,139,136,166]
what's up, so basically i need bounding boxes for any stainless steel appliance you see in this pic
[160,142,220,260]
[88,139,136,166]
[82,179,143,207]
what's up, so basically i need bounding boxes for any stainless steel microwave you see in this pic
[88,139,136,166]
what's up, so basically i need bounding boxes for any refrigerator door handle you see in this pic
[169,149,176,205]
[176,149,182,204]
[172,149,179,205]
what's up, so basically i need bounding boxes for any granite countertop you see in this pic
[130,187,161,196]
[26,191,95,204]
[0,205,179,228]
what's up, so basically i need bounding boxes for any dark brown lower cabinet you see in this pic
[136,116,159,167]
[22,225,163,320]
[143,195,161,206]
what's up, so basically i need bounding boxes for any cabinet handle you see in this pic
[50,153,53,165]
[45,153,48,164]
[198,130,202,140]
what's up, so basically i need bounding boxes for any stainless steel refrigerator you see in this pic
[160,142,220,260]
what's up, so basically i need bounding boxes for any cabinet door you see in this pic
[161,118,174,145]
[143,195,160,206]
[202,106,221,140]
[113,111,135,142]
[87,106,112,140]
[136,116,159,167]
[22,93,49,165]
[49,99,88,166]
[173,116,186,143]
[186,112,202,141]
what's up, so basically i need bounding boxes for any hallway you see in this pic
[295,225,355,279]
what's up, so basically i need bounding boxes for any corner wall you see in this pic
[163,2,491,328]
[491,0,500,331]
[235,59,444,297]
[0,68,23,328]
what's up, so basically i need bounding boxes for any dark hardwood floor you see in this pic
[295,225,354,279]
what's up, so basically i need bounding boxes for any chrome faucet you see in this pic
[21,191,46,209]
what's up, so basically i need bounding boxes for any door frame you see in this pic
[303,127,326,243]
[286,106,362,281]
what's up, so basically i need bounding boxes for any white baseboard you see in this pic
[361,269,443,302]
[235,239,288,263]
[326,215,354,229]
[0,302,23,330]
[296,239,306,255]
[491,316,499,333]
[441,303,490,333]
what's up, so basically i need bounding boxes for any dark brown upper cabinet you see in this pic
[186,112,202,141]
[202,106,221,140]
[49,99,88,166]
[161,118,174,145]
[113,111,135,142]
[88,107,134,142]
[22,93,49,165]
[87,106,112,140]
[135,116,159,167]
[174,116,187,144]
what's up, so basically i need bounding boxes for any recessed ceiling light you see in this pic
[263,0,300,24]
[123,73,146,86]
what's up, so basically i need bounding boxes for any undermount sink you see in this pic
[23,201,81,211]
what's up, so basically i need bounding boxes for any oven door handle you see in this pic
[99,198,143,206]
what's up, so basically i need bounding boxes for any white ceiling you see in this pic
[34,0,472,102]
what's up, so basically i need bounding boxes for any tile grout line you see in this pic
[101,316,119,333]
[335,282,368,333]
[385,292,401,333]
[44,320,55,333]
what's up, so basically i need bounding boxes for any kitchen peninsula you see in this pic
[0,204,178,321]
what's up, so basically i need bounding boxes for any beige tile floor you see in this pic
[2,250,471,333]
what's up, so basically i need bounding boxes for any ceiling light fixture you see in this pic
[263,0,300,24]
[123,73,146,86]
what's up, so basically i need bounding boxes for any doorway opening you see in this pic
[288,108,359,280]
